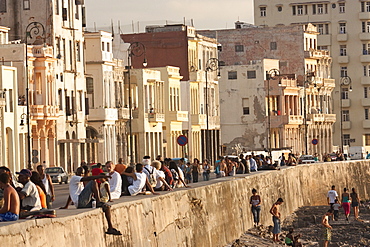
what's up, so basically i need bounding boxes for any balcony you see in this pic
[325,114,336,123]
[270,115,303,128]
[361,55,370,63]
[337,33,348,42]
[342,121,351,129]
[30,105,59,120]
[88,108,118,121]
[117,108,130,120]
[191,114,206,125]
[304,49,329,59]
[361,76,370,85]
[323,78,335,88]
[337,56,349,64]
[189,70,205,82]
[362,98,370,106]
[341,99,351,108]
[359,12,370,20]
[29,45,53,58]
[359,33,370,41]
[363,120,370,129]
[168,111,188,122]
[148,112,165,122]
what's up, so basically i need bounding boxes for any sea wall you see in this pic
[0,161,369,247]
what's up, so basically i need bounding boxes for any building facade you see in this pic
[253,0,368,151]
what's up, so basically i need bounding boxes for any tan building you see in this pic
[200,23,335,156]
[253,0,368,151]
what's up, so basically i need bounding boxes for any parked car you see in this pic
[298,155,317,164]
[329,153,337,161]
[45,167,68,184]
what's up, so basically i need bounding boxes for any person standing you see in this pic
[327,185,338,210]
[341,187,351,221]
[36,165,55,209]
[249,155,258,172]
[350,188,361,221]
[191,158,200,183]
[321,209,334,247]
[250,188,261,227]
[270,198,284,242]
[202,160,211,181]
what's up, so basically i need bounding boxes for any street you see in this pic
[52,183,69,209]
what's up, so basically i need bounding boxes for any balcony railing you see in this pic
[118,108,130,120]
[30,105,59,119]
[28,45,53,58]
[148,112,165,122]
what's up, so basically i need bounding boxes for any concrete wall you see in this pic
[1,161,369,247]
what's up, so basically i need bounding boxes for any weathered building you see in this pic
[253,0,369,151]
[121,25,221,163]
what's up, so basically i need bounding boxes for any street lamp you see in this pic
[205,58,220,165]
[266,69,280,158]
[25,22,45,170]
[340,76,352,153]
[303,71,315,155]
[127,42,147,165]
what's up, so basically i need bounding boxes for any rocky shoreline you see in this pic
[226,203,370,247]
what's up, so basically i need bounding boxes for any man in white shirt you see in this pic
[105,161,122,200]
[123,164,147,196]
[151,161,172,191]
[327,185,339,209]
[60,167,122,235]
[16,169,41,212]
[249,156,258,172]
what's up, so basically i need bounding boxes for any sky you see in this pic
[85,0,255,33]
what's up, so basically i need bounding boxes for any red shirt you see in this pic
[91,168,103,176]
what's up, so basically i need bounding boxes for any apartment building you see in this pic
[253,0,369,151]
[121,25,221,163]
[0,0,87,171]
[200,23,335,155]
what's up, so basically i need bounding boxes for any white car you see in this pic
[298,155,317,164]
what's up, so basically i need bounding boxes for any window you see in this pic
[260,7,266,17]
[86,77,94,94]
[312,4,316,14]
[318,4,323,14]
[235,45,244,52]
[242,98,250,115]
[107,42,110,52]
[228,71,237,80]
[58,89,63,110]
[339,23,346,34]
[318,24,324,35]
[318,46,328,50]
[297,5,303,15]
[102,42,105,51]
[247,71,256,79]
[365,87,370,98]
[363,43,370,54]
[9,89,13,112]
[75,4,79,19]
[292,6,296,15]
[270,42,277,50]
[277,6,282,12]
[0,0,6,12]
[62,8,67,21]
[340,67,348,77]
[366,134,370,145]
[339,3,345,13]
[23,0,30,10]
[364,66,368,77]
[366,109,370,120]
[340,45,347,56]
[341,87,349,100]
[342,110,350,121]
[361,2,370,12]
[56,0,59,15]
[343,134,350,146]
[76,41,80,62]
[362,21,370,33]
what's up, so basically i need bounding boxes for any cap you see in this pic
[142,159,151,165]
[16,169,32,177]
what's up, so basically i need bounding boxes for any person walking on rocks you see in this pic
[350,188,361,221]
[270,197,284,243]
[341,187,351,221]
[321,209,334,247]
[250,188,261,227]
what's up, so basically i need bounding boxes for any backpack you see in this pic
[144,167,157,187]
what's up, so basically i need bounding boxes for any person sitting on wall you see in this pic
[105,161,122,200]
[0,173,20,222]
[60,167,122,235]
[122,163,148,196]
[16,169,42,212]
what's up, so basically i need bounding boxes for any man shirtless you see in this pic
[270,198,284,242]
[321,209,333,247]
[0,173,20,222]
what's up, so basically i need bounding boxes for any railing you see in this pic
[30,45,53,58]
[148,112,165,122]
[118,108,130,120]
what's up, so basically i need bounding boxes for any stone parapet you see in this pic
[0,161,369,246]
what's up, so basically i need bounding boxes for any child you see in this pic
[285,228,302,247]
[99,173,112,203]
[333,199,341,221]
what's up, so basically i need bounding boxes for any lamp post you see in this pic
[127,42,147,166]
[303,71,315,155]
[340,76,352,153]
[25,22,45,170]
[266,69,280,157]
[205,58,219,164]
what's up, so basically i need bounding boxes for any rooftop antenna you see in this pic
[94,22,96,32]
[191,19,194,27]
[132,20,134,33]
[111,19,114,37]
